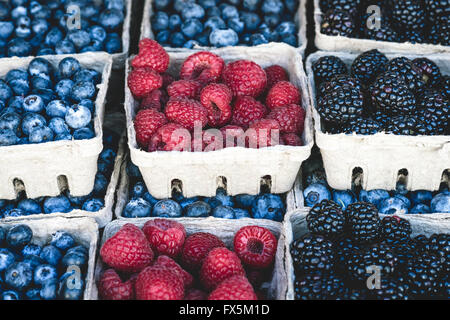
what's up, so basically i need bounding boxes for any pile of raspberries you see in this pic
[127,39,306,152]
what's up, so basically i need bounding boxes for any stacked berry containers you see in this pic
[141,0,307,56]
[0,53,112,200]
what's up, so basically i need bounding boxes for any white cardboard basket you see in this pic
[306,51,450,192]
[125,43,314,199]
[313,0,450,54]
[140,0,308,56]
[0,217,99,300]
[93,217,287,300]
[0,53,113,200]
[283,208,450,300]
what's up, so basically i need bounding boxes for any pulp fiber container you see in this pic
[306,51,450,192]
[125,43,314,199]
[0,53,113,200]
[140,0,308,56]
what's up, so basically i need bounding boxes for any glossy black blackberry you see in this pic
[441,75,450,100]
[412,58,443,88]
[312,56,348,85]
[320,0,362,16]
[334,237,363,274]
[372,111,390,127]
[420,234,450,273]
[391,241,417,271]
[341,117,382,135]
[290,234,335,275]
[416,91,450,135]
[385,57,426,95]
[320,9,355,37]
[360,12,400,43]
[344,202,380,244]
[379,216,412,244]
[370,71,417,115]
[437,274,450,300]
[370,277,410,300]
[425,0,450,24]
[294,273,346,300]
[317,75,363,98]
[317,85,364,124]
[340,287,369,300]
[307,200,346,238]
[400,30,426,44]
[351,50,389,87]
[385,116,426,136]
[405,253,443,298]
[388,0,426,32]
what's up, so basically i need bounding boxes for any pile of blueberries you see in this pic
[151,0,299,48]
[0,56,101,146]
[0,224,89,300]
[122,161,286,221]
[0,129,119,218]
[0,0,125,58]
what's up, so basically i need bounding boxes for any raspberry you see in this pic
[165,97,208,130]
[233,226,278,269]
[200,247,245,291]
[266,81,301,109]
[134,108,167,149]
[222,60,267,97]
[265,65,289,89]
[220,125,245,148]
[208,275,257,300]
[162,73,175,88]
[139,90,164,111]
[282,133,303,146]
[200,83,233,127]
[100,224,154,273]
[231,96,267,129]
[266,104,305,134]
[98,269,134,300]
[128,67,163,99]
[154,255,193,288]
[135,266,184,300]
[131,39,170,73]
[180,51,225,84]
[181,232,226,272]
[167,80,202,99]
[184,288,208,300]
[247,119,281,148]
[148,123,191,152]
[142,219,186,258]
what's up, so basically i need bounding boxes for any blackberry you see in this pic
[420,234,450,273]
[372,111,390,127]
[385,57,426,95]
[340,287,369,300]
[416,91,449,135]
[307,200,346,238]
[359,12,400,43]
[437,274,450,300]
[379,216,412,244]
[319,0,362,16]
[388,0,426,32]
[317,85,364,124]
[294,273,346,300]
[406,253,443,298]
[334,237,363,274]
[412,58,443,88]
[425,0,450,24]
[370,276,410,300]
[290,234,335,275]
[345,202,380,244]
[400,30,426,44]
[440,75,450,100]
[312,56,348,85]
[370,71,416,115]
[385,116,426,136]
[320,9,355,37]
[391,241,417,270]
[341,117,382,135]
[350,50,389,87]
[317,75,363,98]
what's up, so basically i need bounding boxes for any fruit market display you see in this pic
[98,221,278,300]
[150,0,299,48]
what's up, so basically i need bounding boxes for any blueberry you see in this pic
[17,199,42,214]
[45,27,64,47]
[152,12,169,31]
[105,33,122,53]
[174,0,195,12]
[303,183,331,207]
[204,16,226,30]
[264,13,281,28]
[410,204,431,214]
[43,196,72,214]
[22,95,44,113]
[0,226,5,243]
[99,8,124,31]
[25,288,41,300]
[2,290,20,300]
[31,76,53,90]
[106,0,125,11]
[0,249,15,271]
[378,197,409,215]
[276,21,296,35]
[6,69,28,83]
[48,118,69,136]
[55,39,76,54]
[65,104,92,129]
[73,69,100,84]
[40,281,57,300]
[410,190,433,206]
[249,33,269,45]
[93,173,108,195]
[234,194,256,209]
[131,182,147,199]
[154,0,170,10]
[82,198,104,212]
[73,127,95,140]
[394,194,411,209]
[143,192,159,207]
[214,188,235,207]
[182,3,205,20]
[199,0,218,9]
[34,264,58,285]
[66,245,88,257]
[0,111,21,132]
[220,4,239,20]
[22,254,44,271]
[123,198,152,218]
[71,80,96,102]
[81,4,100,20]
[210,28,239,46]
[100,148,116,164]
[28,58,52,77]
[395,181,408,195]
[243,0,261,11]
[6,224,33,248]
[39,245,62,266]
[11,5,27,20]
[207,6,221,17]
[251,194,285,221]
[0,80,12,101]
[29,125,54,143]
[61,251,87,269]
[51,231,75,251]
[359,189,390,207]
[88,26,107,43]
[185,201,211,217]
[234,208,251,219]
[262,0,284,14]
[179,196,200,210]
[37,47,54,56]
[228,18,245,35]
[259,23,279,41]
[169,14,182,31]
[212,205,235,219]
[152,199,182,218]
[5,262,32,290]
[332,190,356,210]
[4,208,28,217]
[181,18,203,38]
[0,128,19,146]
[430,192,450,213]
[204,197,222,210]
[0,22,15,39]
[55,79,73,100]
[22,244,42,257]
[58,272,84,300]
[66,30,91,50]
[281,34,297,46]
[126,162,142,179]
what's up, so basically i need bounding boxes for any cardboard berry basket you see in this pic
[283,208,450,300]
[313,0,450,54]
[93,217,287,300]
[140,0,308,56]
[0,216,99,300]
[124,43,314,199]
[306,51,450,193]
[0,53,112,200]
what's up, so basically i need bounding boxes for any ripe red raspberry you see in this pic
[231,96,267,129]
[181,232,225,272]
[266,103,305,134]
[100,224,154,273]
[139,90,163,111]
[200,247,245,291]
[265,65,289,89]
[220,125,245,148]
[131,39,170,73]
[233,226,277,269]
[142,219,186,258]
[134,108,167,149]
[247,119,281,148]
[154,255,193,288]
[266,81,301,109]
[180,51,225,83]
[208,275,257,300]
[135,266,184,300]
[148,123,191,152]
[200,83,233,127]
[128,67,163,99]
[165,97,208,130]
[167,80,202,99]
[282,133,303,146]
[222,60,267,97]
[184,288,208,300]
[98,269,134,300]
